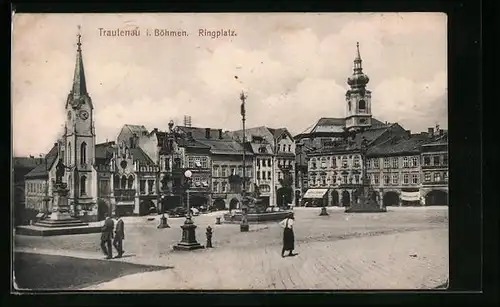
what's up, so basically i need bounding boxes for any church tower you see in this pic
[345,42,372,131]
[62,29,98,218]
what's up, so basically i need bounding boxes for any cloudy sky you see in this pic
[12,13,447,157]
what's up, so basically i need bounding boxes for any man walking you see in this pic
[113,212,125,258]
[100,212,114,259]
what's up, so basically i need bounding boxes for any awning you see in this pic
[303,189,328,199]
[401,191,421,201]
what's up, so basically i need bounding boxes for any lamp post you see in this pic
[173,169,204,250]
[239,91,249,232]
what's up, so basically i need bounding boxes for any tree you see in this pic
[278,170,294,207]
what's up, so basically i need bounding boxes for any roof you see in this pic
[249,143,273,155]
[124,124,149,136]
[130,147,156,166]
[25,144,59,179]
[13,157,44,168]
[95,141,116,166]
[197,139,253,156]
[422,133,448,147]
[297,117,388,137]
[176,126,230,140]
[367,134,431,157]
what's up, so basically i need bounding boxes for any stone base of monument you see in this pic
[16,222,102,236]
[222,210,291,223]
[345,197,387,213]
[173,217,205,251]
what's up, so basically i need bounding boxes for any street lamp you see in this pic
[173,169,203,250]
[239,91,249,232]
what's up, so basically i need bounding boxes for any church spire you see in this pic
[347,42,369,89]
[72,26,87,97]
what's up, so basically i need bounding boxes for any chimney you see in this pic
[218,129,223,139]
[428,127,434,137]
[54,142,58,147]
[205,128,211,139]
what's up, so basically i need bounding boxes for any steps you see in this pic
[33,218,89,228]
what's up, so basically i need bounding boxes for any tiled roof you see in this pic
[13,157,44,168]
[95,141,116,165]
[304,117,388,134]
[130,147,156,166]
[125,124,149,136]
[422,133,448,146]
[197,139,253,155]
[25,144,59,179]
[367,134,431,156]
[249,143,273,155]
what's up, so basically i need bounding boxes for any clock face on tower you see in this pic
[78,110,89,120]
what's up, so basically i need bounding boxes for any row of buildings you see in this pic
[14,36,448,222]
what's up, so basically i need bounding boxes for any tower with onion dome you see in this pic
[345,42,372,131]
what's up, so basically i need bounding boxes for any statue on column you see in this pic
[56,159,65,184]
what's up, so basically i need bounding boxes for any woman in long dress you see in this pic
[279,212,295,257]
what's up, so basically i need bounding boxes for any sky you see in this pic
[12,13,447,157]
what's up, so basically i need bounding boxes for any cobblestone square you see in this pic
[14,207,448,290]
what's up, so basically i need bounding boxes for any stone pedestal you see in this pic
[319,207,329,216]
[34,183,88,228]
[345,186,387,213]
[173,216,204,251]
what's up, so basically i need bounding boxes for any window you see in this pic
[383,174,390,185]
[331,157,337,168]
[80,175,87,195]
[354,175,360,184]
[321,158,327,168]
[444,171,448,181]
[391,157,399,168]
[411,157,419,167]
[230,167,236,176]
[140,180,146,194]
[349,176,353,184]
[238,166,243,177]
[392,173,399,185]
[433,172,441,182]
[353,156,360,168]
[403,157,409,168]
[268,159,271,166]
[288,144,291,152]
[262,171,266,180]
[221,167,227,177]
[213,182,219,193]
[201,157,208,168]
[348,100,352,111]
[443,154,448,166]
[127,175,134,189]
[358,99,366,111]
[332,176,337,184]
[213,166,219,177]
[148,180,154,194]
[342,175,348,184]
[373,159,380,169]
[311,158,317,169]
[412,173,419,184]
[80,142,87,166]
[121,175,127,189]
[403,173,409,184]
[246,166,252,178]
[424,156,431,166]
[321,176,326,186]
[383,158,390,168]
[277,172,282,180]
[221,182,227,192]
[433,156,440,166]
[68,142,72,165]
[374,174,380,185]
[342,156,348,168]
[268,171,271,180]
[278,144,281,152]
[424,172,431,182]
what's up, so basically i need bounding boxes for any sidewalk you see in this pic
[19,228,447,290]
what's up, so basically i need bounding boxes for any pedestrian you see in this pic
[100,212,114,259]
[113,212,125,258]
[279,212,296,257]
